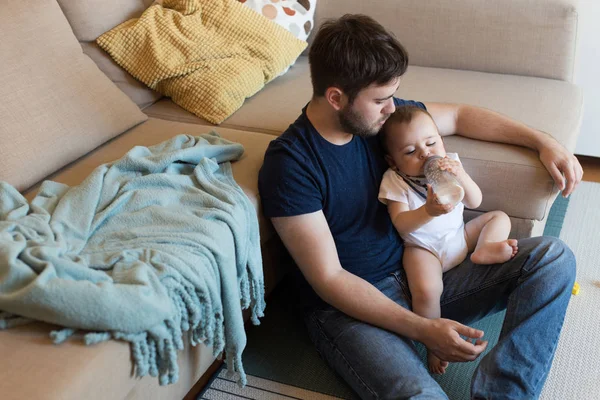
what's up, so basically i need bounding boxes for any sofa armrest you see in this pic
[444,135,557,221]
[312,0,579,81]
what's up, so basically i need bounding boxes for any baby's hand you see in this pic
[438,157,466,178]
[424,184,455,216]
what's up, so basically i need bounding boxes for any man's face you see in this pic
[338,78,399,138]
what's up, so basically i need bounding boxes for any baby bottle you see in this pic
[423,155,465,206]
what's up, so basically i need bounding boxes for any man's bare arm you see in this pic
[271,210,488,362]
[424,102,583,197]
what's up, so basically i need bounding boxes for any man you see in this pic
[258,14,580,399]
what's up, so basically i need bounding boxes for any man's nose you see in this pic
[383,98,395,114]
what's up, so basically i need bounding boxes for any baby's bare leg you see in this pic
[403,246,448,374]
[465,210,518,265]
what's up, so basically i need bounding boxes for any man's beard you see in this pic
[338,105,388,138]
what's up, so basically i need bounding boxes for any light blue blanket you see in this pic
[0,133,264,386]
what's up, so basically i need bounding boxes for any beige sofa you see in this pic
[0,1,582,399]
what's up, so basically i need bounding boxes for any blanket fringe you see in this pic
[225,345,248,387]
[50,328,76,344]
[0,255,264,388]
[0,314,34,330]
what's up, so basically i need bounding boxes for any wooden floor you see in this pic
[578,155,600,183]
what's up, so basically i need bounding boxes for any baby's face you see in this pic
[384,112,446,176]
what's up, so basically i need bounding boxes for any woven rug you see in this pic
[540,181,600,399]
[200,182,599,400]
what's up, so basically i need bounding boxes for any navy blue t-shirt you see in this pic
[258,98,426,284]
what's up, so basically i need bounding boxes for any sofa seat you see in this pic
[0,321,216,400]
[144,56,583,225]
[1,118,286,400]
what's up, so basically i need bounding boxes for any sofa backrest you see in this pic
[311,0,579,82]
[0,0,147,192]
[56,0,162,109]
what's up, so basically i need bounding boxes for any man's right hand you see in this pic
[424,184,454,216]
[419,318,488,362]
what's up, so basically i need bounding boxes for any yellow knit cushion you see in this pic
[97,0,307,124]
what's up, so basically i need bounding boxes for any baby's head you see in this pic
[380,105,446,176]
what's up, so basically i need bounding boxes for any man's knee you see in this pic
[522,236,576,284]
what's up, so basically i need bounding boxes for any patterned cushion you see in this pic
[239,0,316,41]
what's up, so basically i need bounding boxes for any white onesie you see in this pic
[378,153,468,270]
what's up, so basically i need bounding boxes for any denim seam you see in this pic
[309,313,379,399]
[440,270,521,306]
[392,271,412,302]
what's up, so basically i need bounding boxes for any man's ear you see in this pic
[325,87,345,111]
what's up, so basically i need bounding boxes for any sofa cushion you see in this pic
[81,41,162,110]
[144,56,583,221]
[97,0,307,125]
[57,0,156,42]
[398,66,583,153]
[57,0,162,109]
[23,118,277,244]
[0,320,216,400]
[311,0,579,81]
[0,0,147,192]
[0,322,139,400]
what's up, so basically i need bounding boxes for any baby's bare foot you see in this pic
[428,352,449,375]
[471,239,518,265]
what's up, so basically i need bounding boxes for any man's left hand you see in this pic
[539,140,583,197]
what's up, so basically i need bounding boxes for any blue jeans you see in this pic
[304,236,576,399]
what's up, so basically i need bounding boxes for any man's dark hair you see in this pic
[309,14,409,104]
[379,105,434,154]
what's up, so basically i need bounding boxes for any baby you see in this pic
[378,105,518,374]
